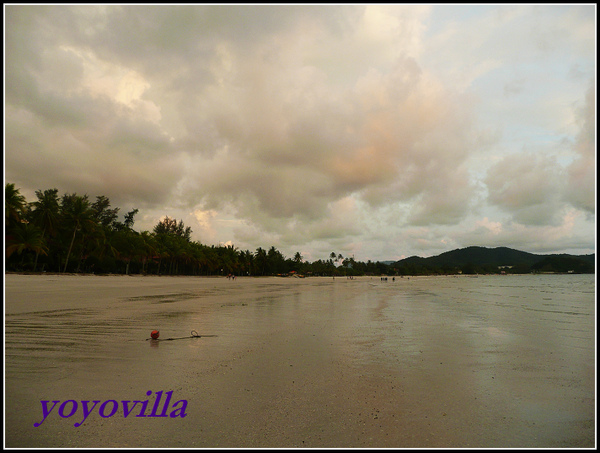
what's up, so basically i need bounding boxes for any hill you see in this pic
[392,246,595,275]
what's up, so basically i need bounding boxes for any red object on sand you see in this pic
[151,330,160,339]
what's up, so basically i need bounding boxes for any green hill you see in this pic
[392,246,595,275]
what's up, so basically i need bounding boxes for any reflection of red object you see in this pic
[151,330,160,339]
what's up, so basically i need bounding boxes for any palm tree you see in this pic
[30,188,60,271]
[292,251,303,274]
[255,247,268,276]
[139,231,156,274]
[222,244,239,275]
[5,183,28,228]
[267,246,285,275]
[240,249,254,276]
[91,227,120,270]
[6,223,48,264]
[61,194,95,273]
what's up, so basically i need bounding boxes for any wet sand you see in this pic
[4,273,596,448]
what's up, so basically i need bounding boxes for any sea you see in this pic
[4,273,596,447]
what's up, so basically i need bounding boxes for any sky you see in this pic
[4,4,597,263]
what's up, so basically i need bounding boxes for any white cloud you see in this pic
[4,4,595,261]
[566,81,596,215]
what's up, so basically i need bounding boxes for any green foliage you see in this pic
[6,223,48,260]
[5,183,28,229]
[531,255,595,274]
[153,216,192,241]
[4,184,595,276]
[393,246,594,275]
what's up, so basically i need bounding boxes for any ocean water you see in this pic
[340,274,596,446]
[4,273,596,447]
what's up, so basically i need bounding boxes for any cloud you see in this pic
[485,151,566,225]
[164,24,480,233]
[565,81,595,215]
[456,208,587,255]
[4,5,595,260]
[484,76,595,230]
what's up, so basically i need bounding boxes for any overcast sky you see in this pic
[4,4,596,262]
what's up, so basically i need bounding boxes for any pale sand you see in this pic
[4,273,596,448]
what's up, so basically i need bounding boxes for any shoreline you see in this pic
[5,274,595,447]
[5,270,591,279]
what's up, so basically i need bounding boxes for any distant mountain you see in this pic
[530,254,595,274]
[391,246,595,274]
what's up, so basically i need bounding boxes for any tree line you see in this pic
[8,183,591,277]
[5,183,391,277]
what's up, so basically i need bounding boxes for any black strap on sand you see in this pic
[146,330,218,341]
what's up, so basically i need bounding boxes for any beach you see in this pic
[4,273,596,448]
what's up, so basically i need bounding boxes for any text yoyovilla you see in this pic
[34,390,187,427]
